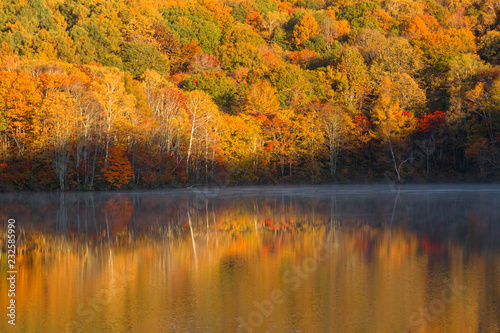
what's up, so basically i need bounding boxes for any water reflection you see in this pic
[0,185,499,332]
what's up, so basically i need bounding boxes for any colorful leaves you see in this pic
[417,111,446,133]
[102,146,133,189]
[292,13,319,46]
[412,28,476,72]
[0,0,500,188]
[244,79,280,114]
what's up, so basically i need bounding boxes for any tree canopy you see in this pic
[1,0,500,190]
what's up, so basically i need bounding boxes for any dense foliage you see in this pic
[0,0,499,190]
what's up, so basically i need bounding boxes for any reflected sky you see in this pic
[0,185,499,332]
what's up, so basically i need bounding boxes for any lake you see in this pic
[1,185,499,332]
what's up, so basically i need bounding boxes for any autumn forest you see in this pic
[0,0,500,190]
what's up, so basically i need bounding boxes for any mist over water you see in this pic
[1,185,499,332]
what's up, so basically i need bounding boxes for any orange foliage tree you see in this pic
[102,146,133,189]
[293,13,319,46]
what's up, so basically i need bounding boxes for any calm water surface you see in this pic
[0,185,499,333]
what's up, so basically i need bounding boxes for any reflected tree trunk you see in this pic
[187,198,198,265]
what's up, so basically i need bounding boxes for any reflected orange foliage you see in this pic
[103,196,133,234]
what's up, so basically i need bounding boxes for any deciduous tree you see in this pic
[370,77,417,181]
[293,13,319,46]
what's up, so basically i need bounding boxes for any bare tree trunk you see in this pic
[388,134,401,182]
[90,138,99,188]
[186,120,196,177]
[55,150,70,191]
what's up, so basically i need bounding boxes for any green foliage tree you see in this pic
[332,46,371,109]
[478,31,500,65]
[182,72,238,112]
[121,36,169,78]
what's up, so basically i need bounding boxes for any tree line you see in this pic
[0,0,499,190]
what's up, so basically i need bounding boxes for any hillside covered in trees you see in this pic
[0,0,499,190]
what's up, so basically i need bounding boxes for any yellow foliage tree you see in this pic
[294,111,325,182]
[319,104,354,177]
[184,90,220,178]
[219,113,262,181]
[337,20,351,36]
[370,77,417,181]
[91,67,135,170]
[293,13,319,46]
[243,80,280,114]
[43,85,78,191]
